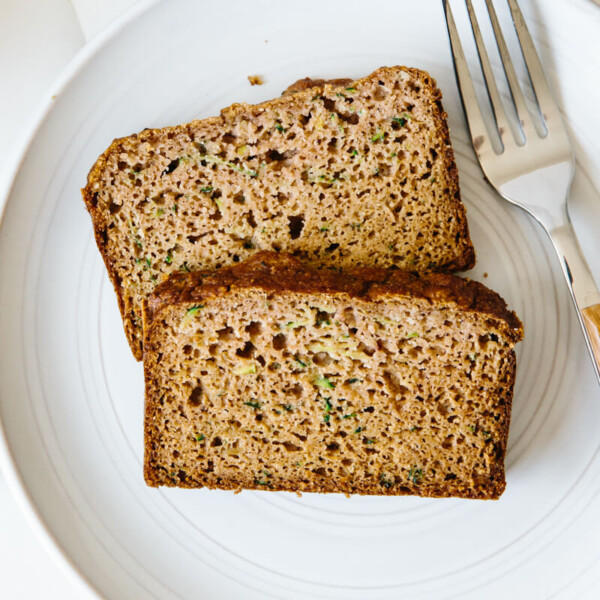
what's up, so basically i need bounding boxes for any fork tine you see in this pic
[484,0,533,140]
[465,0,513,149]
[443,0,493,158]
[506,0,562,127]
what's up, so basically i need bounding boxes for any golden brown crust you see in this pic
[282,77,354,95]
[143,471,505,499]
[406,69,474,273]
[145,251,521,340]
[82,185,144,358]
[83,66,476,360]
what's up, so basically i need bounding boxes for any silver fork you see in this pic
[443,0,600,383]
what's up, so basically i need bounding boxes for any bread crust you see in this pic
[145,252,520,338]
[282,77,354,95]
[84,66,475,360]
[143,252,521,499]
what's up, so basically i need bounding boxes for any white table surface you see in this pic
[0,1,598,599]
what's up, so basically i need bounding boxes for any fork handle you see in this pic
[550,220,600,382]
[582,304,600,376]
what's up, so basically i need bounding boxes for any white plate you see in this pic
[1,0,600,598]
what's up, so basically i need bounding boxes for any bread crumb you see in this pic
[483,272,488,278]
[295,491,302,498]
[248,75,264,86]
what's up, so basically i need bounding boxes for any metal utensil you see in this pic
[443,0,600,382]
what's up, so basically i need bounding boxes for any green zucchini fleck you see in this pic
[314,375,335,390]
[371,129,385,142]
[380,474,394,489]
[323,398,332,423]
[408,466,423,484]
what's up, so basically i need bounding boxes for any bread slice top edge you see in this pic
[143,251,521,344]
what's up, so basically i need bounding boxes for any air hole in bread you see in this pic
[339,112,359,125]
[287,215,305,239]
[266,149,286,162]
[236,341,255,358]
[245,321,262,337]
[246,211,257,228]
[313,352,332,367]
[188,385,203,407]
[279,441,299,452]
[322,97,336,111]
[272,334,287,351]
[217,326,234,341]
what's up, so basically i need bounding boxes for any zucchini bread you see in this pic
[143,252,522,499]
[83,66,475,360]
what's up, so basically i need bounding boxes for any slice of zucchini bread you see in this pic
[143,252,522,499]
[83,65,475,360]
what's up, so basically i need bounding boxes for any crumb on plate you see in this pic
[248,74,264,86]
